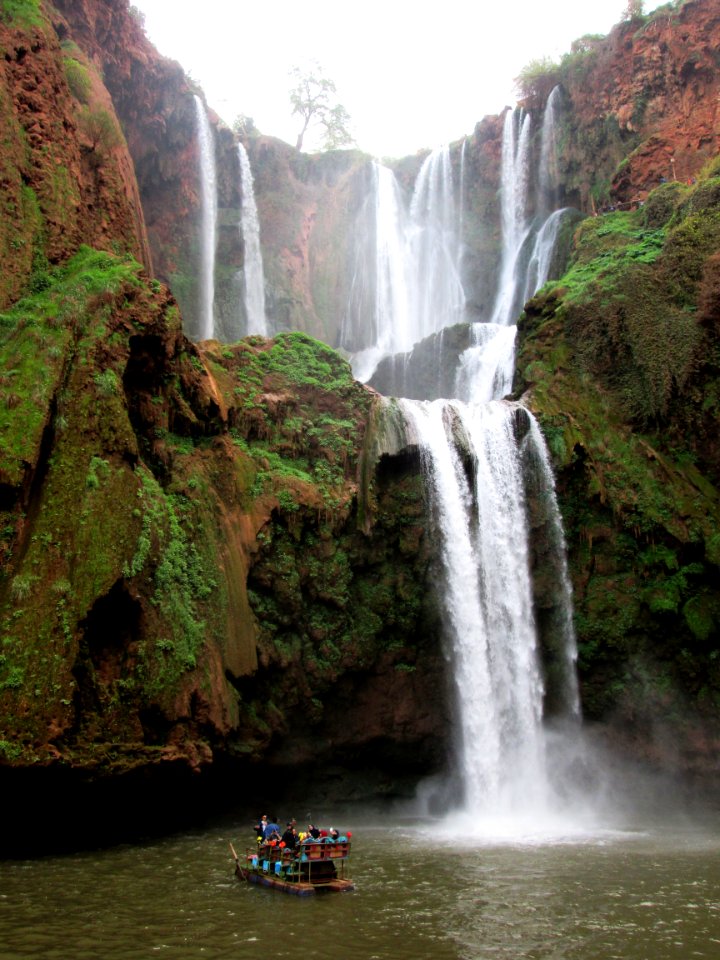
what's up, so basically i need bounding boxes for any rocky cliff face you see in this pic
[1,0,720,851]
[47,0,720,347]
[0,3,451,851]
[515,167,720,781]
[0,0,150,309]
[562,0,720,206]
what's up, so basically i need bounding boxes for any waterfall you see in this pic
[539,86,562,215]
[346,162,412,383]
[454,323,517,404]
[193,95,217,341]
[401,397,578,819]
[522,207,570,304]
[344,147,465,382]
[408,145,465,344]
[350,90,584,832]
[488,93,572,331]
[237,143,267,337]
[525,415,580,719]
[490,108,533,327]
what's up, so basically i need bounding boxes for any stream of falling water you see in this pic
[354,89,589,833]
[237,143,267,337]
[344,147,465,381]
[400,395,580,832]
[193,95,217,340]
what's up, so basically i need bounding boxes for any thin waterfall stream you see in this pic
[237,142,267,337]
[193,94,217,340]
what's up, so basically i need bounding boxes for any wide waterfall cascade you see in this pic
[193,95,217,341]
[237,143,268,337]
[344,147,465,383]
[401,397,579,824]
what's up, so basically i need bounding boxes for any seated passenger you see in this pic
[282,823,298,850]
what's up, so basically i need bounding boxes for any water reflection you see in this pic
[1,815,719,960]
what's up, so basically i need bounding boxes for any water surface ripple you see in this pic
[1,817,719,959]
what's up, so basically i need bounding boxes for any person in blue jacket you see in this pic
[263,816,281,841]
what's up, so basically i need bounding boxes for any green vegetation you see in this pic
[515,57,561,104]
[63,57,92,103]
[0,0,42,28]
[0,246,143,486]
[516,172,720,724]
[78,107,124,160]
[542,190,720,425]
[129,468,216,697]
[214,331,369,512]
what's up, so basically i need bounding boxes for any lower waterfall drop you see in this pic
[402,396,580,834]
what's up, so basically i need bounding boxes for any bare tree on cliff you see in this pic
[623,0,644,19]
[289,63,354,152]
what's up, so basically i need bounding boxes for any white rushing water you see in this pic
[455,323,517,404]
[486,91,572,339]
[408,145,465,342]
[539,85,562,215]
[402,396,578,826]
[354,87,584,833]
[490,108,533,327]
[193,95,217,340]
[344,147,465,381]
[522,206,570,304]
[237,143,267,337]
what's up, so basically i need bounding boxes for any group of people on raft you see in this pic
[253,815,350,851]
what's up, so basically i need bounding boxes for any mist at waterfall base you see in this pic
[343,96,692,845]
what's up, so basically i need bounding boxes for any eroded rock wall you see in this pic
[2,0,720,850]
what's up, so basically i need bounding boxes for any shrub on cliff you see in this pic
[0,0,42,28]
[78,106,124,163]
[63,57,91,104]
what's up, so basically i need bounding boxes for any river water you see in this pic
[1,809,719,960]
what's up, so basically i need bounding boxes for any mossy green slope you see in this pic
[516,171,720,746]
[0,256,444,778]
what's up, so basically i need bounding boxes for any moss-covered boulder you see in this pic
[515,171,720,776]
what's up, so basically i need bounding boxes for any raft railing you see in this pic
[243,838,352,885]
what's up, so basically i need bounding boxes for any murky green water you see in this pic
[1,813,719,959]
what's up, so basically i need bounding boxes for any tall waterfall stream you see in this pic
[193,95,217,341]
[352,94,598,836]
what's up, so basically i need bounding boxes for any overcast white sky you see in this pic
[131,0,667,158]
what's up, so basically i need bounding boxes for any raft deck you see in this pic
[232,838,354,895]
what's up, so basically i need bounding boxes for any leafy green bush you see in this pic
[640,181,687,228]
[515,57,560,103]
[10,574,34,603]
[63,57,92,103]
[0,0,42,27]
